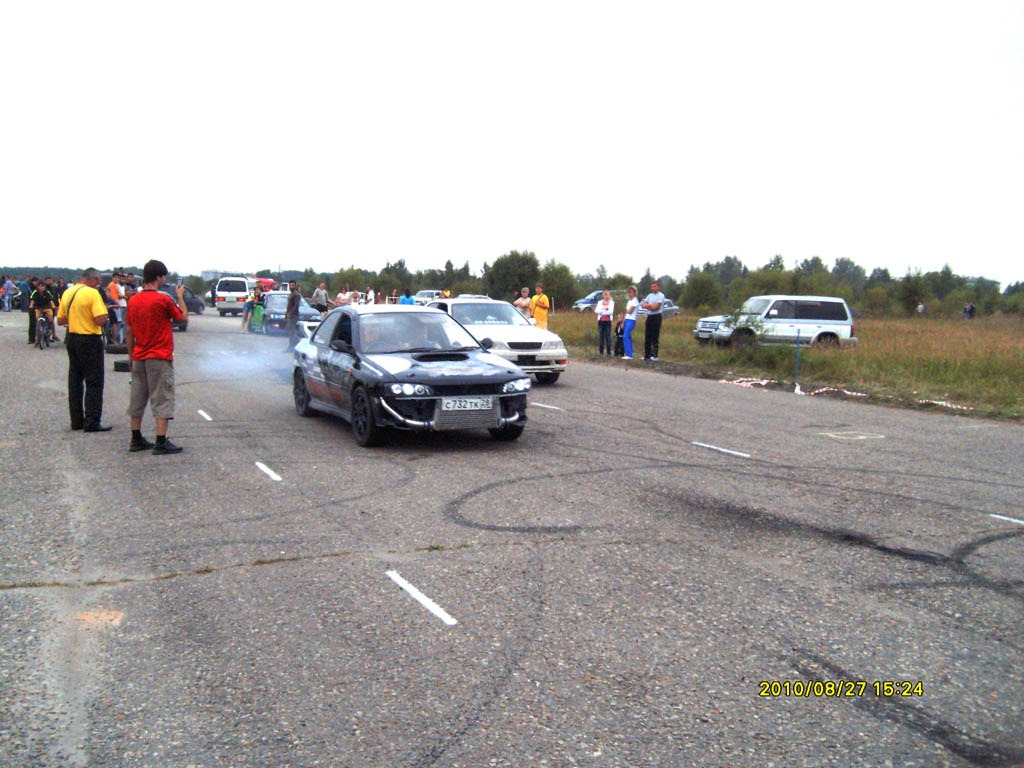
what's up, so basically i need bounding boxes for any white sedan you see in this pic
[429,298,568,384]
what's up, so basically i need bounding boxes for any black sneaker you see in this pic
[129,436,155,452]
[152,440,183,455]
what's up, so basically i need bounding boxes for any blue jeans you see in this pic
[623,318,636,357]
[598,320,613,355]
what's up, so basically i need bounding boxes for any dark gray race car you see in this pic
[292,304,530,446]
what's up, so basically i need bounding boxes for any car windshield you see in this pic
[740,298,771,315]
[414,291,437,300]
[265,294,312,312]
[451,302,529,327]
[359,312,480,354]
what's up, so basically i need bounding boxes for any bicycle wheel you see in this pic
[36,318,46,349]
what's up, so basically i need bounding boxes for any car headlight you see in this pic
[502,378,531,393]
[541,340,564,350]
[389,382,433,396]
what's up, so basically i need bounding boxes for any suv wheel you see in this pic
[731,329,755,347]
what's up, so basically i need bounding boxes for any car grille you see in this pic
[433,402,501,430]
[507,341,542,350]
[698,320,719,331]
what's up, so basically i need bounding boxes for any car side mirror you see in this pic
[767,309,778,317]
[330,339,353,354]
[527,317,537,326]
[480,338,494,349]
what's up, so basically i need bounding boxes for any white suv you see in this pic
[694,295,857,347]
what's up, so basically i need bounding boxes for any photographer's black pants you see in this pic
[66,334,105,430]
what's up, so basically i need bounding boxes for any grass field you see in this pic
[549,311,1024,420]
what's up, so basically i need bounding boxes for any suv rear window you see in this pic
[795,301,848,321]
[217,280,248,293]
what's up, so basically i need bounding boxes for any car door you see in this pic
[319,311,356,416]
[763,299,797,343]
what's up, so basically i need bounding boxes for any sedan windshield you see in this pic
[265,294,313,313]
[451,302,529,327]
[359,312,481,354]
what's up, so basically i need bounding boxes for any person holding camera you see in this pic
[124,260,188,455]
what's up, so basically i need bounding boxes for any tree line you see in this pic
[6,254,1021,315]
[270,253,1023,317]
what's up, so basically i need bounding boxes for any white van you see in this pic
[214,276,256,316]
[694,295,857,347]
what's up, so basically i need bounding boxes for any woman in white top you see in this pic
[622,286,639,359]
[595,290,615,356]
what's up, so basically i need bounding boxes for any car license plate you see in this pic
[442,396,492,411]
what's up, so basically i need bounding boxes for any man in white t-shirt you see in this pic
[640,280,666,361]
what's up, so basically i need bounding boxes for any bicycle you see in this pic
[36,313,52,349]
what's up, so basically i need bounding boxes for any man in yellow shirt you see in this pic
[529,283,550,329]
[57,268,111,432]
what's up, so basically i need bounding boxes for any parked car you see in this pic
[413,289,443,305]
[260,291,321,334]
[156,283,205,331]
[214,276,256,316]
[292,304,531,445]
[694,295,858,347]
[637,298,681,317]
[573,290,605,312]
[428,297,568,384]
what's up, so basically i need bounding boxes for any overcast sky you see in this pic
[3,1,1022,288]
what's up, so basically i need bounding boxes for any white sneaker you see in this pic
[650,356,659,361]
[621,355,632,359]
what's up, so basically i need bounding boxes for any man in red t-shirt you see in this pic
[125,260,188,455]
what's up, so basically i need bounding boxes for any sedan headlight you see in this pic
[502,378,531,393]
[487,340,510,350]
[389,382,433,396]
[541,340,565,350]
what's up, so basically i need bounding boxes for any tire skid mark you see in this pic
[791,650,1024,767]
[661,487,1024,606]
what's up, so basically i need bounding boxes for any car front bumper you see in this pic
[489,349,568,374]
[376,392,528,432]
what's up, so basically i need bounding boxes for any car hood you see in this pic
[462,324,564,345]
[364,351,522,380]
[698,314,731,324]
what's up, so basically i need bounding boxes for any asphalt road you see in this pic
[1,310,1022,767]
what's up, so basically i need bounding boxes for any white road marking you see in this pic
[385,570,458,626]
[255,462,282,481]
[531,402,563,411]
[197,410,212,421]
[818,431,885,440]
[691,441,751,459]
[989,514,1024,526]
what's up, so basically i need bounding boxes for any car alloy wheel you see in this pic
[351,387,383,446]
[293,370,316,417]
